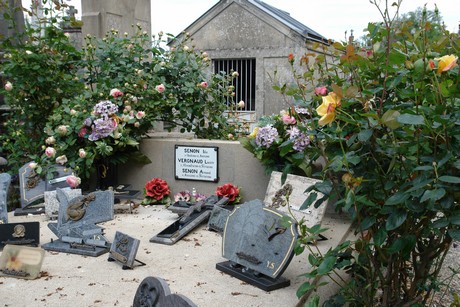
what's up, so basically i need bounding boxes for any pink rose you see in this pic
[4,81,13,91]
[110,88,124,98]
[55,155,68,165]
[199,81,208,88]
[136,111,145,119]
[45,147,56,158]
[155,84,165,93]
[238,100,245,108]
[314,86,328,96]
[282,115,296,125]
[78,149,86,158]
[57,125,68,136]
[66,175,81,188]
[28,162,38,169]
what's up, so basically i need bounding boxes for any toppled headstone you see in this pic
[264,171,329,227]
[133,276,197,307]
[0,245,45,280]
[42,188,113,256]
[0,173,11,224]
[217,199,298,291]
[16,163,74,216]
[207,205,232,234]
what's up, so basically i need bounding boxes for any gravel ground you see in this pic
[431,242,460,306]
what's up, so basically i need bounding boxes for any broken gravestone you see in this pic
[16,163,74,215]
[264,171,329,228]
[0,172,11,224]
[42,188,114,256]
[216,199,298,291]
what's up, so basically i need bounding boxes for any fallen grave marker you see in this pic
[217,199,298,291]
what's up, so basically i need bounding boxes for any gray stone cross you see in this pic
[66,5,78,19]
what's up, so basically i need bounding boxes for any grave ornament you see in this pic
[216,199,298,291]
[42,188,114,256]
[16,162,74,216]
[150,195,228,245]
[0,245,45,280]
[0,222,40,248]
[0,172,11,224]
[133,276,197,307]
[108,231,145,270]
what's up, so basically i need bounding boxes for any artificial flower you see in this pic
[143,178,171,205]
[216,183,240,203]
[255,125,279,148]
[435,54,458,73]
[316,92,341,126]
[288,53,294,64]
[174,190,191,202]
[249,127,259,138]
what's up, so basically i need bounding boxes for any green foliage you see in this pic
[243,1,459,305]
[1,1,240,181]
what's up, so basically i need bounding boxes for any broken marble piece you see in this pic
[264,171,329,227]
[44,188,82,219]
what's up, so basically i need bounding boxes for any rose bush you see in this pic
[243,2,460,305]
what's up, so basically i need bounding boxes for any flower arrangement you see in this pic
[142,178,171,206]
[173,190,207,203]
[242,2,460,305]
[215,183,241,204]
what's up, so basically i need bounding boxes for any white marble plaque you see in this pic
[44,188,82,218]
[264,171,329,227]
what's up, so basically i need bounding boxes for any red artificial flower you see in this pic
[145,178,170,201]
[216,183,240,202]
[288,53,294,64]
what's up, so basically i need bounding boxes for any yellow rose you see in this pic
[316,92,341,126]
[435,54,458,73]
[249,127,259,138]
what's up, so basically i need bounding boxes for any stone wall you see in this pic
[118,136,270,202]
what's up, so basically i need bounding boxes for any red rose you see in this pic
[145,178,170,201]
[216,183,239,202]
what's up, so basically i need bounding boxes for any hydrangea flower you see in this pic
[89,118,117,141]
[255,125,279,148]
[93,100,118,117]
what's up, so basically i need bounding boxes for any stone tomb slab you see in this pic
[16,163,74,215]
[43,189,113,257]
[0,222,40,248]
[0,245,45,280]
[264,171,329,228]
[0,173,11,224]
[44,188,82,219]
[108,231,143,269]
[218,200,298,291]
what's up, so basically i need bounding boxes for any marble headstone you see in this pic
[264,171,329,227]
[18,163,74,211]
[221,200,298,279]
[133,276,197,307]
[0,245,45,280]
[0,173,11,224]
[44,188,82,219]
[109,231,141,269]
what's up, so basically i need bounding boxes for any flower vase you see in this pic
[95,161,118,191]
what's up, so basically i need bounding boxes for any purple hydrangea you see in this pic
[255,125,279,148]
[289,127,310,151]
[295,106,310,115]
[83,117,92,127]
[88,118,117,141]
[93,100,118,117]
